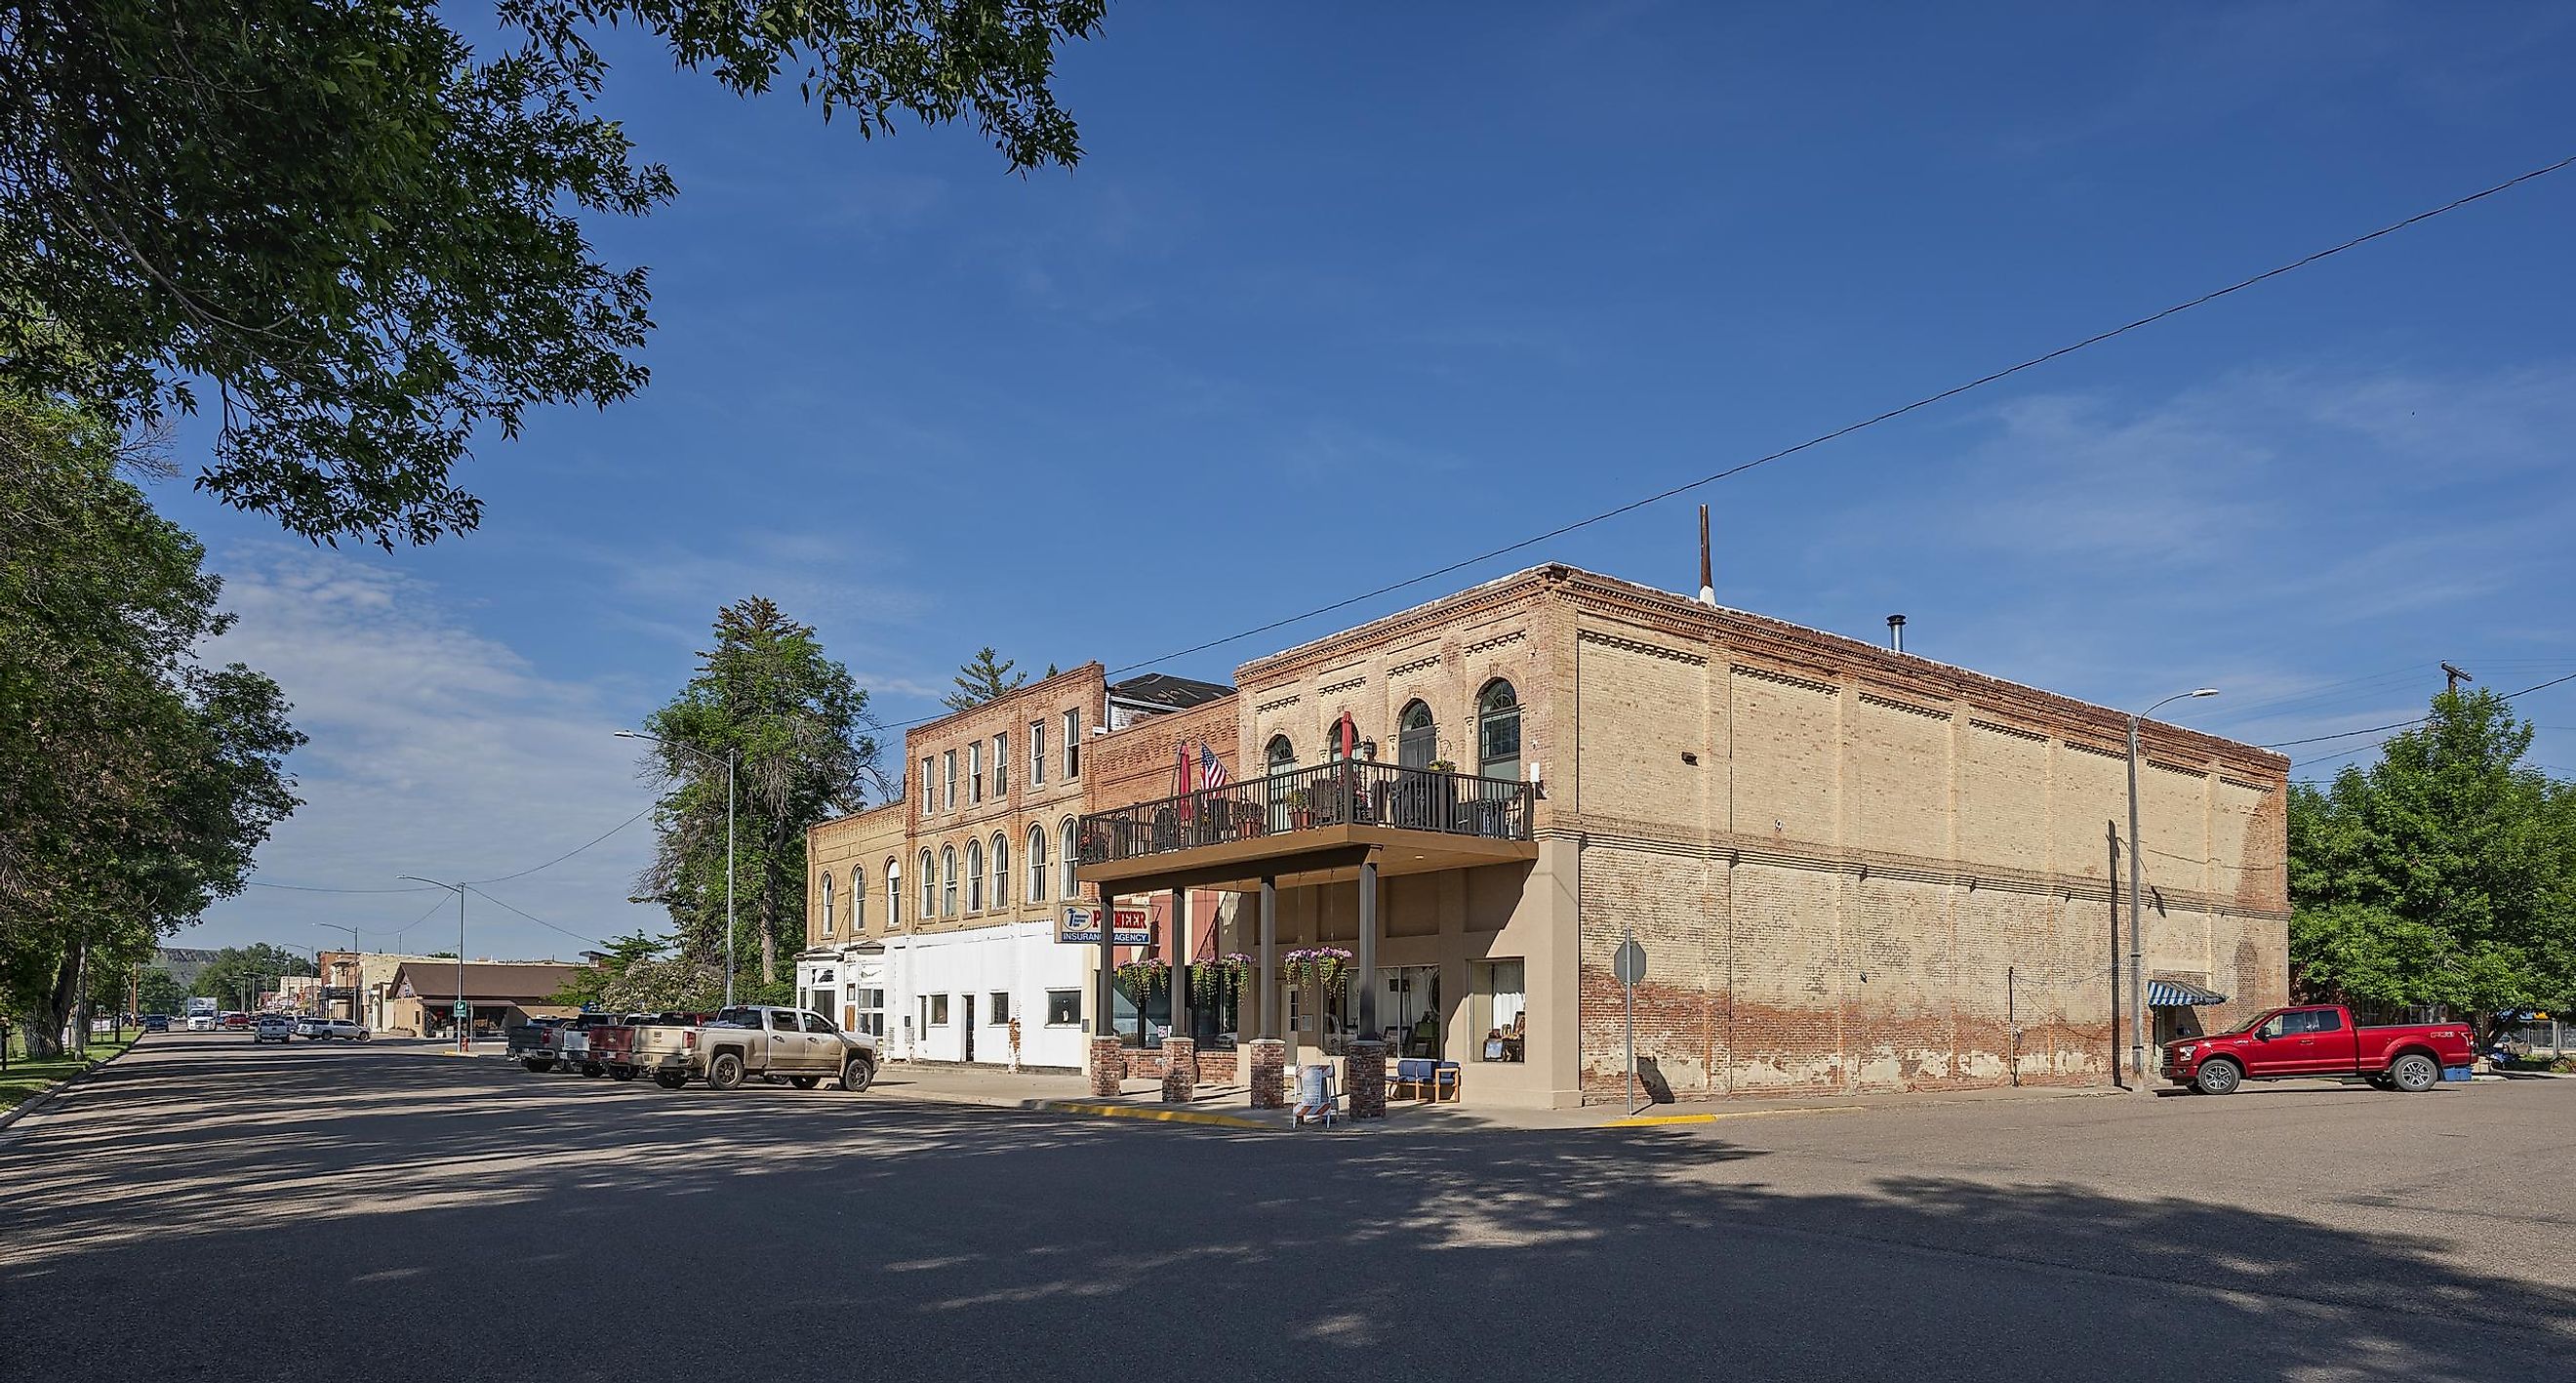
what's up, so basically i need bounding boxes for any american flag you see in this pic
[1199,742,1228,792]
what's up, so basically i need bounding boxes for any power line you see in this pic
[246,880,439,895]
[1086,154,2576,682]
[2273,670,2576,762]
[462,886,605,950]
[463,802,656,885]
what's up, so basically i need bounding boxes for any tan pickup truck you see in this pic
[664,1006,877,1092]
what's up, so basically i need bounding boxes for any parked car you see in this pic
[301,1017,368,1041]
[551,1011,638,1077]
[664,1006,876,1092]
[505,1017,567,1071]
[220,1011,252,1030]
[2162,1004,2475,1094]
[590,1012,713,1085]
[142,1014,172,1033]
[254,1014,297,1043]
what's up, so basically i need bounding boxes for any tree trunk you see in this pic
[19,946,84,1060]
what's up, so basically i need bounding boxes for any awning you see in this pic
[2148,979,2231,1007]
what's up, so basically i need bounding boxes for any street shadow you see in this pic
[1,1038,2565,1383]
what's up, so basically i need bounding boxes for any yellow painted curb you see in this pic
[1600,1106,1867,1128]
[1040,1100,1269,1130]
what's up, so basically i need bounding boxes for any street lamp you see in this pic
[400,876,469,1052]
[314,922,359,1026]
[618,730,738,1007]
[2128,687,2219,1080]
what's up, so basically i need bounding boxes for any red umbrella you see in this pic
[1340,710,1355,760]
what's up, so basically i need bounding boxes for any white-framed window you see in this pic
[1477,679,1522,783]
[944,751,956,811]
[887,858,902,928]
[921,757,934,810]
[993,733,1009,795]
[969,741,983,803]
[990,832,1009,910]
[1266,734,1295,776]
[1026,823,1047,903]
[1064,709,1081,777]
[1046,989,1081,1026]
[941,845,958,917]
[929,994,950,1026]
[1031,719,1046,786]
[1060,817,1077,898]
[989,991,1012,1024]
[852,986,885,1038]
[820,872,834,936]
[966,838,985,913]
[918,849,935,920]
[851,870,865,933]
[1470,957,1527,1063]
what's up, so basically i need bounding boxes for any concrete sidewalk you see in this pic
[867,1058,2150,1133]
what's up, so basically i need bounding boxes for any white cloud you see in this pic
[181,545,664,961]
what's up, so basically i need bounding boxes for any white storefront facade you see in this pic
[881,919,1094,1070]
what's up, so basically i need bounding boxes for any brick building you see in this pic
[797,664,1237,1072]
[1073,563,2288,1110]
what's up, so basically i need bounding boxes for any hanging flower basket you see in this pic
[1191,953,1253,1006]
[1114,957,1169,995]
[1282,946,1352,991]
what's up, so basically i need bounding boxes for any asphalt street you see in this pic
[3,1036,2568,1383]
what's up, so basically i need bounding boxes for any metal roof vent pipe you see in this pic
[1886,614,1907,653]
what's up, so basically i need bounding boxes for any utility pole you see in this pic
[2442,662,2475,696]
[617,731,738,1007]
[2108,819,2123,1090]
[399,879,468,1050]
[2126,688,2219,1081]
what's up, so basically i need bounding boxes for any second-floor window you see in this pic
[941,845,958,917]
[1064,709,1081,777]
[851,873,865,933]
[820,872,834,936]
[966,839,985,913]
[1061,817,1077,898]
[919,849,935,919]
[991,832,1009,910]
[1031,719,1046,785]
[969,741,983,803]
[1027,823,1047,902]
[944,751,957,811]
[921,757,934,809]
[993,733,1008,795]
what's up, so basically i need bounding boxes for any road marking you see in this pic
[1601,1107,1867,1128]
[1039,1100,1269,1129]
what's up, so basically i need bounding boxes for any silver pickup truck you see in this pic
[661,1006,877,1092]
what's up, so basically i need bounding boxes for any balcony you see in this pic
[1075,760,1536,891]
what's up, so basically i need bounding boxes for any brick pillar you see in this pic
[1088,1035,1124,1097]
[1161,1036,1198,1103]
[1248,1038,1288,1110]
[1348,1040,1388,1119]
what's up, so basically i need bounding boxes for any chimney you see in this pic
[1696,505,1715,607]
[1886,614,1907,653]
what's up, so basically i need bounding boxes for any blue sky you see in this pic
[166,4,2576,961]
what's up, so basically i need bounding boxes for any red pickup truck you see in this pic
[2162,1004,2474,1095]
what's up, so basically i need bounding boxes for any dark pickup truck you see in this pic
[505,1017,567,1070]
[2162,1004,2475,1094]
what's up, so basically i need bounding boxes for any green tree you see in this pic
[2288,689,2576,1039]
[190,944,320,1007]
[943,646,1030,711]
[0,390,303,1056]
[1,0,1103,547]
[548,931,669,1009]
[133,969,187,1016]
[635,597,877,989]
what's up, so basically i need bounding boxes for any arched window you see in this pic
[966,839,985,913]
[1397,700,1436,770]
[1477,679,1521,782]
[1060,818,1077,899]
[886,858,902,928]
[990,833,1009,910]
[820,872,835,936]
[919,848,935,920]
[851,869,865,933]
[1266,734,1295,777]
[1027,823,1048,902]
[941,845,959,917]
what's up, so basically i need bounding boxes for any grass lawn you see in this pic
[1,1033,140,1115]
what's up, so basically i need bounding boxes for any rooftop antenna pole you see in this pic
[1696,505,1714,606]
[2441,662,2474,695]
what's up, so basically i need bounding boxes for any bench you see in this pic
[1389,1058,1461,1103]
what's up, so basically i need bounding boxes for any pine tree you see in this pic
[944,647,1030,711]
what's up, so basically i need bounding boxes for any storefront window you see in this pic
[1471,957,1526,1063]
[1046,989,1081,1026]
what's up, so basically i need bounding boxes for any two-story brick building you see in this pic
[797,664,1236,1072]
[1073,563,2289,1110]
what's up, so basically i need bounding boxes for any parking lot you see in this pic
[3,1034,2569,1382]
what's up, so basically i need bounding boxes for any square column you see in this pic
[1248,1037,1287,1110]
[1088,1034,1123,1097]
[1171,887,1192,1043]
[1161,1036,1198,1103]
[1258,875,1278,1040]
[1355,852,1380,1042]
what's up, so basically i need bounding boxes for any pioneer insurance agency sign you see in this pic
[1058,905,1151,946]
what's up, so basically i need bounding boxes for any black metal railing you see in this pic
[1076,759,1534,866]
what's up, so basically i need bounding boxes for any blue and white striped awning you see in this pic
[2148,979,2231,1007]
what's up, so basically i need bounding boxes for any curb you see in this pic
[1036,1099,1271,1130]
[0,1037,141,1140]
[1600,1106,1868,1129]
